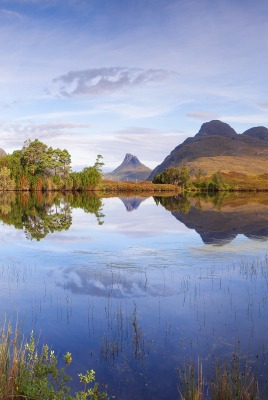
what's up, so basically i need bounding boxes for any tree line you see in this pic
[153,166,230,191]
[0,139,104,191]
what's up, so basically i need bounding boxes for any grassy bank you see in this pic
[191,171,268,192]
[152,165,268,192]
[218,172,268,191]
[98,179,181,193]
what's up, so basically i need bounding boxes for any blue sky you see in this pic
[0,0,268,170]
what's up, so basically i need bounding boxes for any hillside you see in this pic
[105,153,152,182]
[148,120,268,180]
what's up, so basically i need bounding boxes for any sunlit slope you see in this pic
[149,120,268,179]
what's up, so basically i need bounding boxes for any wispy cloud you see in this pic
[257,102,268,110]
[0,120,91,149]
[221,114,268,127]
[187,111,219,121]
[0,8,24,21]
[50,67,177,97]
[1,101,18,109]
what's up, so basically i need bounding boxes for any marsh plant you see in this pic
[0,323,109,399]
[178,354,264,400]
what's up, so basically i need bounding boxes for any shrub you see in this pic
[0,324,109,399]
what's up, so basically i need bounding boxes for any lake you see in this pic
[0,191,268,399]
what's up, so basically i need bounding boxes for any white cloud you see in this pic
[50,67,177,97]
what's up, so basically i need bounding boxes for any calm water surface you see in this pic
[0,192,268,399]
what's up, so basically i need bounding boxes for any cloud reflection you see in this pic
[57,265,175,298]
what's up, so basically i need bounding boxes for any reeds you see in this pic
[178,358,204,400]
[178,355,264,400]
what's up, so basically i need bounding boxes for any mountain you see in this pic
[148,120,268,180]
[0,148,6,158]
[243,126,268,141]
[105,153,152,182]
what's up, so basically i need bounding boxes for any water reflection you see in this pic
[155,192,268,245]
[1,192,268,399]
[2,191,268,246]
[0,192,104,240]
[57,264,169,298]
[119,196,146,211]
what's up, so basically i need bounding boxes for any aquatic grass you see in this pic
[178,355,264,400]
[178,359,205,400]
[0,323,109,399]
[210,356,261,400]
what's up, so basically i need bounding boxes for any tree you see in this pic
[94,154,104,172]
[21,139,48,175]
[210,171,229,191]
[60,149,72,177]
[0,167,15,191]
[81,166,102,189]
[152,166,191,188]
[179,166,191,188]
[47,148,71,177]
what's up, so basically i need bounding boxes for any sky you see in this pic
[0,0,268,171]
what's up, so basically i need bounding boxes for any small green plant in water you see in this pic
[0,325,109,399]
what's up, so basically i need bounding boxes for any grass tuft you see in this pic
[178,356,264,400]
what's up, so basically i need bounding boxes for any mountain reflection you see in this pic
[155,193,268,245]
[119,196,146,211]
[0,192,104,240]
[2,191,268,245]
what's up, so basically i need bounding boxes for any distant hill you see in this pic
[105,154,152,182]
[148,120,268,180]
[0,148,6,158]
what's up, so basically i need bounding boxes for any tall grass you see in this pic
[178,359,204,400]
[178,355,264,400]
[99,179,181,193]
[0,322,109,399]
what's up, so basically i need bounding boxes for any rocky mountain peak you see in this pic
[243,126,268,141]
[123,153,140,165]
[104,153,152,182]
[196,120,237,138]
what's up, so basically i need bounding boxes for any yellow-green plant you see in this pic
[0,324,109,399]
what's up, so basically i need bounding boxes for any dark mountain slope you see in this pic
[149,120,268,180]
[243,126,268,141]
